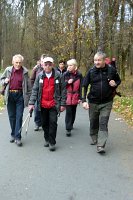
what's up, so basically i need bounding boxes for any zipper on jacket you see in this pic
[48,77,50,101]
[100,70,103,103]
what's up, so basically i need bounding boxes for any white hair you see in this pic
[67,59,78,67]
[12,54,24,62]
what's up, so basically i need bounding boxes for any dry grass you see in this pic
[0,95,4,110]
[113,96,133,127]
[113,71,133,127]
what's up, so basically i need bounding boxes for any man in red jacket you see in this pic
[28,57,66,151]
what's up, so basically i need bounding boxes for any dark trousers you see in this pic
[65,105,77,131]
[7,92,24,140]
[41,106,58,145]
[89,101,113,147]
[34,101,41,126]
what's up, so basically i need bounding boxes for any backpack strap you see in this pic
[107,64,121,97]
[89,67,95,84]
[107,64,113,81]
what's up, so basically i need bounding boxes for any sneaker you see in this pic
[97,146,105,154]
[44,141,49,147]
[16,140,23,147]
[34,125,39,131]
[49,144,56,151]
[10,136,15,143]
[66,130,71,137]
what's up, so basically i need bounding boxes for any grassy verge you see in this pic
[113,96,133,127]
[0,95,4,110]
[113,75,133,127]
[0,83,5,110]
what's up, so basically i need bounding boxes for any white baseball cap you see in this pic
[43,57,54,63]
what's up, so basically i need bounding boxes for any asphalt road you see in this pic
[0,105,133,200]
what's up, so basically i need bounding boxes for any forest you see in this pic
[0,0,133,125]
[0,0,133,80]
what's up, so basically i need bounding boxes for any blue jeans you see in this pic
[7,92,24,140]
[34,101,42,126]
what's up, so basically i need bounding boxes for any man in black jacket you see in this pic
[55,60,67,76]
[82,52,121,154]
[30,54,46,131]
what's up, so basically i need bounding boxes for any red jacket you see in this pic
[41,76,55,108]
[64,70,83,105]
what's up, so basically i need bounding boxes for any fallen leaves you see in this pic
[113,96,133,127]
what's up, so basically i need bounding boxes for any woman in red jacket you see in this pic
[64,59,83,137]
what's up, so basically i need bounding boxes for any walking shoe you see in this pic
[10,136,15,143]
[49,144,56,151]
[15,140,23,147]
[66,130,71,137]
[97,146,105,154]
[90,140,97,145]
[34,125,39,131]
[44,141,49,147]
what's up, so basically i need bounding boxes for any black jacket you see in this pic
[82,64,121,104]
[55,66,67,76]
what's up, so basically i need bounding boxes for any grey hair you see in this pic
[12,54,24,62]
[67,59,78,67]
[94,52,106,59]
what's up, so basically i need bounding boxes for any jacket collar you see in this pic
[7,66,28,74]
[94,64,108,72]
[41,68,59,79]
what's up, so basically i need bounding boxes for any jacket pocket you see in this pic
[72,93,79,105]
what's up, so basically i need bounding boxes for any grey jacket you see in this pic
[0,66,31,107]
[29,69,66,113]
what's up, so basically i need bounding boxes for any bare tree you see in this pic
[73,0,80,58]
[94,0,100,51]
[0,0,2,69]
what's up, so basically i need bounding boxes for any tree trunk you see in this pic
[108,0,120,57]
[98,0,108,52]
[33,0,38,61]
[94,0,100,51]
[73,0,80,59]
[0,0,2,69]
[118,0,126,80]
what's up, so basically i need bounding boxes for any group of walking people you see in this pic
[0,51,121,153]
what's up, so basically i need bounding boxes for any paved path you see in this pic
[0,105,133,200]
